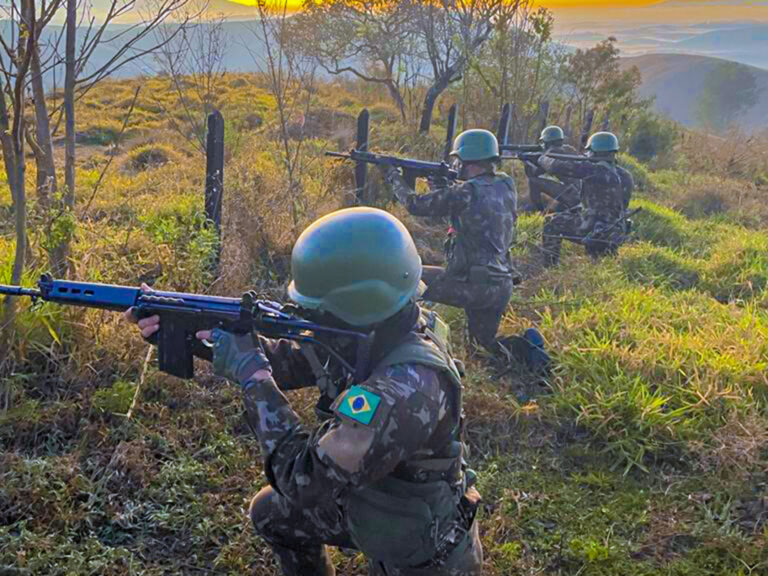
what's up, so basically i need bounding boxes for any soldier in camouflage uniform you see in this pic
[379,129,518,355]
[529,131,631,267]
[523,125,582,213]
[127,208,483,576]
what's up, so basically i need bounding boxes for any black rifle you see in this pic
[0,275,371,380]
[501,143,543,154]
[503,151,604,163]
[326,150,458,186]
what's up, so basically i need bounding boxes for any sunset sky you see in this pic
[221,0,768,23]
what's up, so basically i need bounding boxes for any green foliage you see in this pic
[139,198,220,289]
[91,380,136,415]
[695,61,759,134]
[626,112,678,164]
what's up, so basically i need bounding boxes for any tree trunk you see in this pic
[64,0,76,208]
[30,44,57,213]
[50,0,78,277]
[419,73,452,134]
[385,80,407,123]
[0,94,17,212]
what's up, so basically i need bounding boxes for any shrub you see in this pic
[128,144,173,171]
[626,112,678,165]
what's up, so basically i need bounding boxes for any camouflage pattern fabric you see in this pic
[538,154,626,266]
[422,265,513,351]
[538,154,625,224]
[240,335,481,575]
[542,210,627,266]
[383,168,517,277]
[524,144,581,212]
[617,164,635,210]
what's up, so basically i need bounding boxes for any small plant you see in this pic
[91,380,136,415]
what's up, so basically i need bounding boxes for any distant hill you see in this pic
[621,53,768,132]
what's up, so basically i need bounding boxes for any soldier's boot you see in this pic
[270,543,335,576]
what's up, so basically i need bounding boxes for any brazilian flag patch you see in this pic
[338,386,381,426]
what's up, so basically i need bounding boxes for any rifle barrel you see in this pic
[0,285,42,298]
[325,151,350,159]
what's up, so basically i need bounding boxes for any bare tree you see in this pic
[248,0,318,231]
[154,5,227,154]
[291,0,418,122]
[469,1,564,140]
[0,0,36,369]
[414,0,505,133]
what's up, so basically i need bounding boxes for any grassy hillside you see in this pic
[621,53,768,132]
[1,75,767,575]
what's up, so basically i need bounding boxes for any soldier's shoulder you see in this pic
[333,364,441,427]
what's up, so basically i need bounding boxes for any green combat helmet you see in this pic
[288,207,422,327]
[450,129,500,163]
[540,125,565,146]
[586,132,620,155]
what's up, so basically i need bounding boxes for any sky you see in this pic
[220,0,768,23]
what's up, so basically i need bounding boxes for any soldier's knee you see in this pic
[249,486,281,540]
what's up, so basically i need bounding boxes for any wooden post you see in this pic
[355,109,369,204]
[205,110,224,265]
[538,100,550,136]
[497,103,511,148]
[443,104,458,163]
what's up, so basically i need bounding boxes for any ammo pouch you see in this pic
[346,476,459,567]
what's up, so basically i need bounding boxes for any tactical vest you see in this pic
[342,312,471,568]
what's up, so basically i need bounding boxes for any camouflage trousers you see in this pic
[421,265,514,351]
[542,212,621,267]
[249,486,483,576]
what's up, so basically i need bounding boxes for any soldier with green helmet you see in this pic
[378,129,520,358]
[523,125,582,213]
[126,207,483,575]
[531,131,633,266]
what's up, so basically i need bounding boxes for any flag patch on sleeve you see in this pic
[338,386,381,426]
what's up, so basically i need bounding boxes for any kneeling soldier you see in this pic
[535,131,629,266]
[127,208,483,576]
[379,129,518,356]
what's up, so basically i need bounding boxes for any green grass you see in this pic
[1,75,767,575]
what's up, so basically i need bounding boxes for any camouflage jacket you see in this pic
[538,155,625,224]
[385,170,518,276]
[617,165,634,210]
[245,331,461,506]
[525,144,582,208]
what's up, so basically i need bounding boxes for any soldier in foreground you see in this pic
[127,208,483,576]
[523,125,582,213]
[530,131,632,267]
[378,129,519,358]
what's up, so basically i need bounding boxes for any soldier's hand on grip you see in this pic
[196,329,271,387]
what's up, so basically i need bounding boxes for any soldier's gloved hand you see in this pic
[195,329,271,387]
[124,283,160,343]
